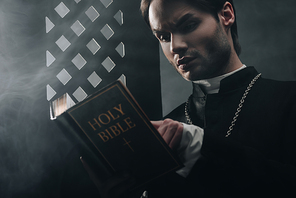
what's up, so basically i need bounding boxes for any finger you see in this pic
[151,120,163,130]
[161,120,183,149]
[157,122,168,136]
[168,124,183,149]
[152,120,168,136]
[161,120,179,143]
[152,119,183,148]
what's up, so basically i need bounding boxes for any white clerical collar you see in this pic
[193,65,247,94]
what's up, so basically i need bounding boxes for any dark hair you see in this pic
[140,0,241,55]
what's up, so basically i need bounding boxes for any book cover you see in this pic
[50,80,183,189]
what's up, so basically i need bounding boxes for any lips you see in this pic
[177,56,196,70]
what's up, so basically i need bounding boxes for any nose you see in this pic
[170,33,188,55]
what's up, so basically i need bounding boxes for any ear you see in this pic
[219,2,235,30]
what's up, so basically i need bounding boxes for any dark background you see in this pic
[161,0,296,114]
[0,0,296,197]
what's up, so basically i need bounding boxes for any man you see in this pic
[82,0,296,197]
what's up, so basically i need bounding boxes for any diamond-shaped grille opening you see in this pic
[56,68,72,85]
[47,84,57,101]
[45,17,55,33]
[86,38,101,55]
[114,10,123,26]
[71,20,85,37]
[74,0,81,3]
[46,50,56,67]
[85,6,100,22]
[56,35,71,52]
[65,93,76,109]
[54,2,70,18]
[72,53,87,70]
[73,87,87,102]
[102,57,116,72]
[100,0,113,8]
[115,42,125,58]
[101,24,114,40]
[87,71,102,88]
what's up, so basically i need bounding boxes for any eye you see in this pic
[157,33,171,42]
[180,21,199,33]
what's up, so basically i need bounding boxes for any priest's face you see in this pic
[148,0,232,81]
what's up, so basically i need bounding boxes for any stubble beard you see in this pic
[172,24,232,81]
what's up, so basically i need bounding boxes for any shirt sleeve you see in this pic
[175,123,204,178]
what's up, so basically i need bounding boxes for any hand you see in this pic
[151,119,183,150]
[80,157,136,198]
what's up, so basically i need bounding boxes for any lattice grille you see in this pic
[46,0,126,103]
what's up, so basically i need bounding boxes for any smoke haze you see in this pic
[1,0,296,197]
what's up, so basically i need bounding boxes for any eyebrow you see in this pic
[152,30,166,36]
[152,13,195,34]
[175,13,195,28]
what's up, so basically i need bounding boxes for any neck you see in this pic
[192,64,246,95]
[217,48,243,77]
[226,51,243,73]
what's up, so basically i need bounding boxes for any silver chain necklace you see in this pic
[185,73,262,138]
